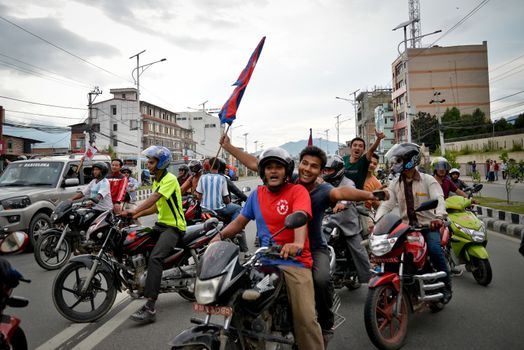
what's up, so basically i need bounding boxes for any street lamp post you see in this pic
[130,50,166,182]
[242,132,249,153]
[429,91,446,155]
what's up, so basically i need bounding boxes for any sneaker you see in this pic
[322,329,334,348]
[450,266,463,277]
[130,305,156,323]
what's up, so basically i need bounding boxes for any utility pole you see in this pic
[242,132,248,153]
[254,140,258,153]
[87,86,102,146]
[130,50,145,175]
[429,91,446,156]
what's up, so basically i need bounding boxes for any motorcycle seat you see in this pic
[181,218,219,246]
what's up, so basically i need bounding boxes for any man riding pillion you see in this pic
[69,162,112,214]
[211,147,325,350]
[449,168,467,191]
[322,154,372,284]
[121,146,186,323]
[376,143,452,303]
[220,135,382,346]
[432,157,468,199]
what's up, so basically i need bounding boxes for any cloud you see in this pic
[0,13,121,83]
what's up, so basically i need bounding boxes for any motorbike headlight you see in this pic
[51,213,59,222]
[195,276,222,305]
[369,234,393,256]
[0,196,31,210]
[456,223,486,242]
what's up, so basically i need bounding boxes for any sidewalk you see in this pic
[460,175,524,186]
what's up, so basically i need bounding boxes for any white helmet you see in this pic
[450,168,460,176]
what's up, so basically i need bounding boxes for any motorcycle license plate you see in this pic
[193,303,233,317]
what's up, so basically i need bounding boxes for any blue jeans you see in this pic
[424,230,450,285]
[216,203,248,252]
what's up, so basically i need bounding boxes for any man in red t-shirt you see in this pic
[213,147,324,350]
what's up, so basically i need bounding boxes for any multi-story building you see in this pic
[374,103,395,162]
[355,88,393,147]
[84,88,196,161]
[391,42,490,142]
[175,111,225,159]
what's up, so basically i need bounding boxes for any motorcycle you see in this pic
[0,232,30,350]
[322,208,362,290]
[363,200,450,350]
[169,211,314,350]
[33,199,103,270]
[183,195,203,226]
[52,212,222,323]
[445,184,491,286]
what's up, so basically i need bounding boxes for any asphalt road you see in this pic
[3,178,524,349]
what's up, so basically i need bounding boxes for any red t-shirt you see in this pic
[440,176,458,199]
[107,173,128,203]
[241,183,313,268]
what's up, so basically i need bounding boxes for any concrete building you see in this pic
[374,103,395,162]
[391,42,490,142]
[175,111,225,159]
[86,88,196,161]
[355,88,392,147]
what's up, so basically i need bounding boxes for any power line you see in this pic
[0,52,92,88]
[0,15,130,84]
[491,90,524,103]
[490,52,524,73]
[5,109,85,120]
[0,94,86,110]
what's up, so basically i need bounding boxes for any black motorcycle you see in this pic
[34,199,103,270]
[322,208,363,290]
[170,212,317,349]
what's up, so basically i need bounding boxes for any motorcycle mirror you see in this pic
[284,211,308,229]
[415,199,438,212]
[0,232,29,254]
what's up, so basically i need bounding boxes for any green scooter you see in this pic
[445,184,492,286]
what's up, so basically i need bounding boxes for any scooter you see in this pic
[445,184,492,286]
[0,232,30,350]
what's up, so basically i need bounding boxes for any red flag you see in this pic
[219,37,266,125]
[84,145,98,160]
[307,128,313,146]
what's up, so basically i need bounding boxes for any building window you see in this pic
[111,105,117,115]
[204,123,216,128]
[113,124,118,131]
[7,139,13,150]
[113,139,118,147]
[122,93,126,99]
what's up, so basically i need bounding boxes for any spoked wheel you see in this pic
[470,257,492,286]
[34,234,72,270]
[52,262,117,322]
[364,285,409,350]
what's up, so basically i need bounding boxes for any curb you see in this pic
[476,204,524,239]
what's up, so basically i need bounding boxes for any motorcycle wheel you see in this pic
[52,262,117,322]
[34,233,72,270]
[364,285,409,350]
[10,327,28,350]
[471,257,492,286]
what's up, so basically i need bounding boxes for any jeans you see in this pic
[423,230,450,285]
[311,248,334,332]
[144,224,182,299]
[344,234,372,283]
[216,203,248,252]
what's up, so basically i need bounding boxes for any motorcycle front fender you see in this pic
[40,228,65,238]
[0,314,21,344]
[68,255,121,290]
[368,272,400,292]
[464,244,489,260]
[168,324,221,350]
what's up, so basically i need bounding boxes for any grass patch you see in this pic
[475,196,524,214]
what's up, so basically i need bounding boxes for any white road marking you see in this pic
[35,292,131,350]
[71,298,141,350]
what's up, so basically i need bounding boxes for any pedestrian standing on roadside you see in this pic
[502,161,508,180]
[494,161,499,181]
[471,160,477,173]
[485,160,490,181]
[489,160,495,182]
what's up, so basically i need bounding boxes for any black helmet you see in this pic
[188,160,202,174]
[178,164,189,173]
[322,154,345,186]
[385,143,421,174]
[216,158,227,174]
[92,162,109,177]
[121,166,132,174]
[258,147,294,180]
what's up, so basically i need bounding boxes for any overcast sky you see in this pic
[1,0,522,150]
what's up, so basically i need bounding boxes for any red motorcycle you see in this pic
[363,200,450,350]
[1,232,30,350]
[52,211,222,322]
[182,195,203,226]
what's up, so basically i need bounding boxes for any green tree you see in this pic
[500,151,524,203]
[412,112,439,152]
[494,118,513,132]
[513,113,524,129]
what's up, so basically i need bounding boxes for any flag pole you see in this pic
[211,124,231,170]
